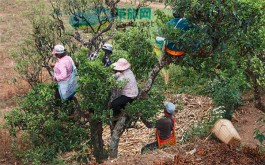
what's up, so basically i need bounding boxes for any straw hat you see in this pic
[112,58,131,71]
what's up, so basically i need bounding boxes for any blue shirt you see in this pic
[166,18,194,51]
[167,18,193,32]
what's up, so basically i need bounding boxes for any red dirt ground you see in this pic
[101,140,265,165]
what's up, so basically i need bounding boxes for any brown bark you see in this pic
[252,78,265,112]
[109,114,127,158]
[90,120,107,163]
[245,68,265,113]
[138,52,174,99]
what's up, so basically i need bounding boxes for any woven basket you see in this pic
[212,119,241,146]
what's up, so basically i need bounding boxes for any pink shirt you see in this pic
[54,55,73,82]
[116,69,138,98]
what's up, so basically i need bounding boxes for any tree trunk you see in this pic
[139,52,174,99]
[245,68,265,113]
[90,120,107,163]
[109,114,127,158]
[253,77,265,112]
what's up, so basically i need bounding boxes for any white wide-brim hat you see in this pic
[102,43,113,52]
[112,58,131,71]
[52,44,65,55]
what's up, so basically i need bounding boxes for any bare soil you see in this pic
[0,0,265,165]
[101,96,265,165]
[101,140,265,165]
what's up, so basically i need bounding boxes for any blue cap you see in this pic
[164,101,175,114]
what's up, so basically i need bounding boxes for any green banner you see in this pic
[69,7,113,28]
[69,7,151,28]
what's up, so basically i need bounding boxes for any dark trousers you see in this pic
[110,95,134,117]
[141,141,158,154]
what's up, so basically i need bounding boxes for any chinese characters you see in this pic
[116,8,151,20]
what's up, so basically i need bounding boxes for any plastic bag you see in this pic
[58,61,78,100]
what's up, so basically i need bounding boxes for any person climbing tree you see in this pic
[156,12,195,56]
[102,43,113,67]
[165,12,194,55]
[110,58,139,126]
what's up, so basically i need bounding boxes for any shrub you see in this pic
[113,23,158,80]
[203,76,248,119]
[254,116,265,152]
[4,83,90,164]
[179,106,225,143]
